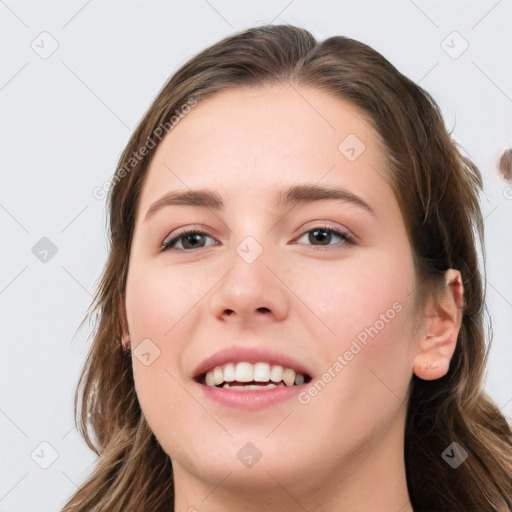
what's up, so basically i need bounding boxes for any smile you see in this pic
[192,345,313,410]
[201,361,309,389]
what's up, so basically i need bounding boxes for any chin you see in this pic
[170,431,323,495]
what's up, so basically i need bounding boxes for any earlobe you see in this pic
[413,269,464,381]
[122,333,131,351]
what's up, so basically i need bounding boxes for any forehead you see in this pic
[138,85,391,213]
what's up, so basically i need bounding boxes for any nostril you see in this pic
[256,307,271,313]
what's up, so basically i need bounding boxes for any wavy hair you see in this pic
[62,24,512,512]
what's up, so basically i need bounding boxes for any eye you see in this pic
[294,225,354,250]
[161,224,355,252]
[161,229,218,251]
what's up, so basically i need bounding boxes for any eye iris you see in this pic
[182,233,205,249]
[310,229,331,246]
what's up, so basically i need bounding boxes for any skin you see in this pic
[124,85,463,512]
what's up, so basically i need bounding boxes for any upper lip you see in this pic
[192,345,313,380]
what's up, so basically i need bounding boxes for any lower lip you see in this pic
[198,382,304,410]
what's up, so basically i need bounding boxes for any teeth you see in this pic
[223,362,235,382]
[202,362,306,388]
[270,365,283,383]
[213,366,224,385]
[282,368,296,387]
[253,362,270,382]
[227,383,279,391]
[235,362,253,382]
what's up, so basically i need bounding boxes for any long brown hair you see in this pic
[62,24,512,512]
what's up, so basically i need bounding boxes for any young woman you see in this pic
[62,24,512,512]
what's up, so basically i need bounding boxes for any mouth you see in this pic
[195,361,312,390]
[192,346,313,410]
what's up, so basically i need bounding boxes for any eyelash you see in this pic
[160,224,355,252]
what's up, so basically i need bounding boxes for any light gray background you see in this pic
[1,1,511,511]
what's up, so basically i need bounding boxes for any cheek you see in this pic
[125,265,187,396]
[125,265,212,458]
[125,261,204,344]
[292,246,417,411]
[296,296,415,453]
[289,244,416,349]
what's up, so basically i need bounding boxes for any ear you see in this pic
[121,333,131,351]
[413,269,464,380]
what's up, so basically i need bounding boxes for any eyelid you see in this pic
[295,219,352,235]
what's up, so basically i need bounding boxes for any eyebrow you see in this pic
[144,183,376,220]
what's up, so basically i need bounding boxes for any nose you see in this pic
[208,241,289,325]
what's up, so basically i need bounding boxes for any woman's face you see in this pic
[125,85,421,500]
